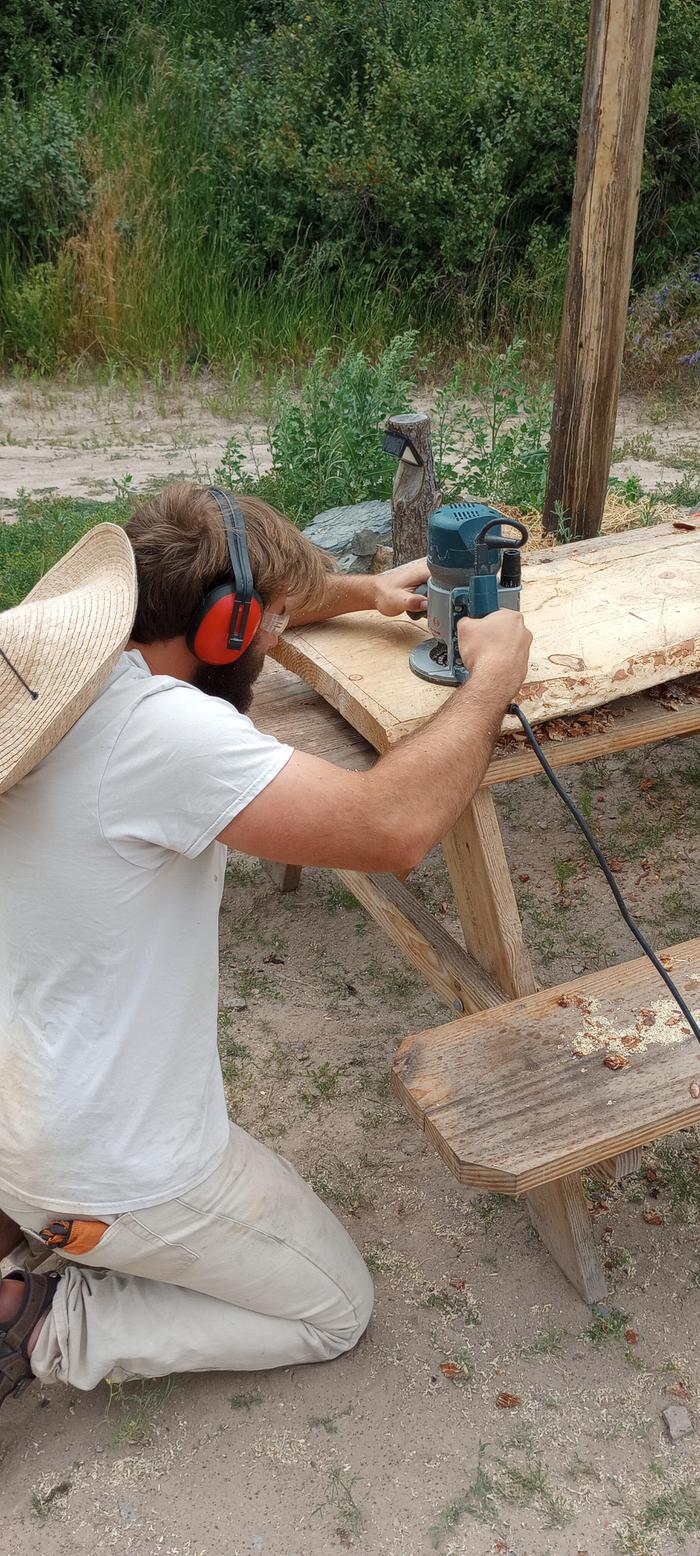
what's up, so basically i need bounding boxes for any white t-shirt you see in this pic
[0,650,293,1214]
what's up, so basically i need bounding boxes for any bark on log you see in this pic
[387,413,442,566]
[543,0,661,540]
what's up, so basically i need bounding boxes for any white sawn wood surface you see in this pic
[274,522,700,745]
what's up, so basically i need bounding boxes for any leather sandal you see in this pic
[0,1271,59,1406]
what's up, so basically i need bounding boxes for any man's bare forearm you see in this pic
[288,572,374,627]
[366,662,513,868]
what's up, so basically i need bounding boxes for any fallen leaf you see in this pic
[495,1542,508,1554]
[639,778,657,791]
[665,1380,690,1399]
[624,1329,639,1345]
[643,1207,665,1226]
[440,1362,469,1381]
[639,1009,657,1027]
[449,1278,467,1293]
[556,995,572,1008]
[604,1054,629,1071]
[519,873,530,883]
[263,952,285,965]
[673,520,699,531]
[608,858,624,873]
[496,1392,521,1409]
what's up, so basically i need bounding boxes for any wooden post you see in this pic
[387,412,442,566]
[543,0,661,540]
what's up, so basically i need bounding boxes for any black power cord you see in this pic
[509,701,700,1047]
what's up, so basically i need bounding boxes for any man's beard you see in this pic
[193,642,265,714]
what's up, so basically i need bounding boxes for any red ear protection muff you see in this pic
[186,488,264,665]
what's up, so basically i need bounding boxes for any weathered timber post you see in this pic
[543,0,661,540]
[387,412,442,565]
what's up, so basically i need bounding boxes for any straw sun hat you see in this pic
[0,523,137,795]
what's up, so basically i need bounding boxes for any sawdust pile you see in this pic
[556,989,700,1060]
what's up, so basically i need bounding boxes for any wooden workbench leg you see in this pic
[442,788,537,1000]
[261,860,302,893]
[443,794,606,1304]
[526,1172,608,1305]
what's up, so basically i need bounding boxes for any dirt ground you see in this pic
[0,376,698,508]
[2,380,700,1556]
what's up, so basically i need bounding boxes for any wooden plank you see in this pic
[252,659,376,768]
[591,1148,643,1183]
[262,860,303,893]
[543,0,661,539]
[335,869,504,1015]
[526,1174,607,1304]
[391,939,700,1195]
[273,523,700,738]
[486,693,700,785]
[442,789,538,999]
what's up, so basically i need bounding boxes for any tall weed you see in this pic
[216,335,419,524]
[217,334,552,525]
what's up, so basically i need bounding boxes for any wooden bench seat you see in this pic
[393,939,700,1196]
[253,660,375,770]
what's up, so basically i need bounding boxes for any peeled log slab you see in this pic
[387,413,441,566]
[274,523,700,744]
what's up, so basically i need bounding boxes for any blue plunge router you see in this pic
[409,502,529,686]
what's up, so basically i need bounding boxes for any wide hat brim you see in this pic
[0,523,137,795]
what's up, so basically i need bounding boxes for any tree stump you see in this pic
[387,413,442,566]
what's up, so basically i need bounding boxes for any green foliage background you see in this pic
[0,0,698,370]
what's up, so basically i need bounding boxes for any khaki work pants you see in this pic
[1,1124,374,1389]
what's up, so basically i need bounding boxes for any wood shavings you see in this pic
[565,994,698,1059]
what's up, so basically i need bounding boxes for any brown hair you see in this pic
[126,483,333,642]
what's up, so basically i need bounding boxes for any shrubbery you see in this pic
[0,0,698,369]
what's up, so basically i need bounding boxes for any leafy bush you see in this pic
[434,341,552,511]
[626,252,700,381]
[1,0,699,368]
[216,334,419,524]
[217,334,552,525]
[0,89,88,263]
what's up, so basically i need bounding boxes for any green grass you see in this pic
[585,1306,630,1344]
[313,1465,365,1535]
[522,1326,564,1357]
[419,1285,481,1325]
[105,1376,174,1447]
[0,493,127,610]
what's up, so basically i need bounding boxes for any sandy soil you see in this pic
[0,378,698,509]
[2,380,700,1556]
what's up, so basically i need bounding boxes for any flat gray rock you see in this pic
[661,1404,693,1441]
[304,500,392,567]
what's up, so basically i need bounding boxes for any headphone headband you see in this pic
[207,487,255,651]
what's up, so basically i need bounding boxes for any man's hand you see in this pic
[372,558,429,617]
[457,609,533,705]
